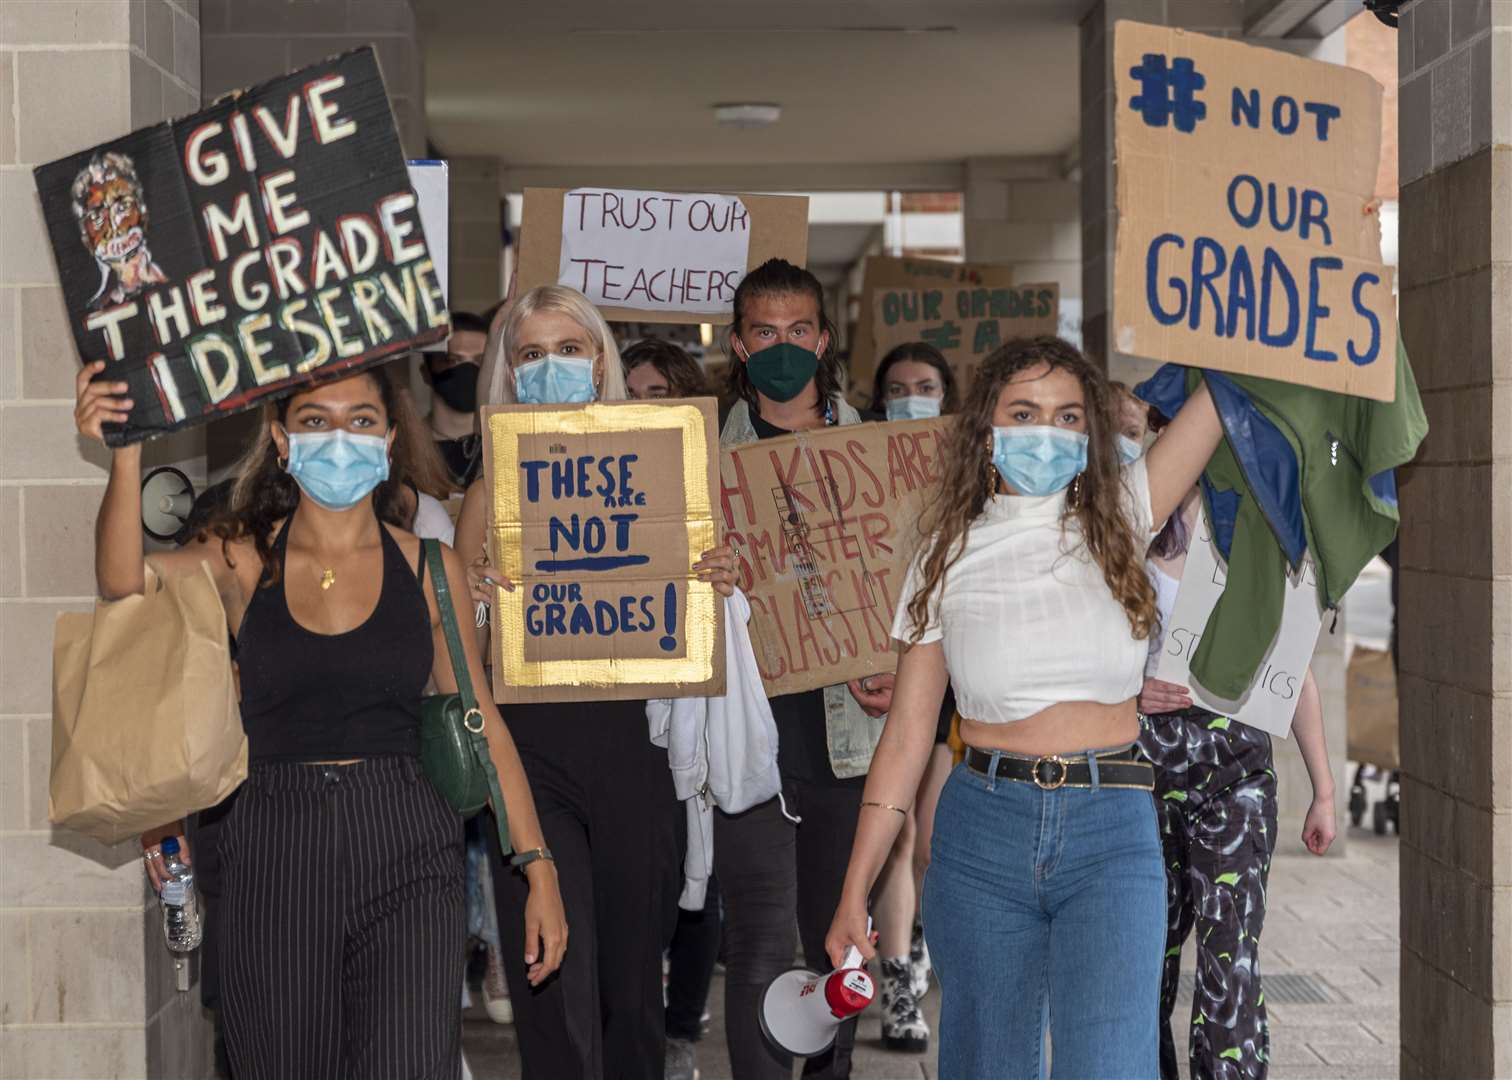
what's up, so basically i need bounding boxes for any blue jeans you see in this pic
[922,757,1166,1079]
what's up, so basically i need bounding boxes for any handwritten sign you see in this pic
[719,418,948,697]
[515,187,809,325]
[870,283,1059,387]
[1155,511,1324,737]
[484,400,725,703]
[1113,21,1396,401]
[850,255,1018,394]
[32,48,447,445]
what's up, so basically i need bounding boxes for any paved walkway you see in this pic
[462,828,1400,1079]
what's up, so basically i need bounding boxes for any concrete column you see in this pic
[1395,1,1512,1075]
[961,156,1082,312]
[0,3,214,1076]
[447,155,504,317]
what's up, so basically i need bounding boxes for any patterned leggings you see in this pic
[1138,709,1278,1080]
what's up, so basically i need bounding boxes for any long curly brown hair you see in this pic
[904,336,1157,643]
[209,364,435,585]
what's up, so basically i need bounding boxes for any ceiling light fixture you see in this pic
[713,103,782,128]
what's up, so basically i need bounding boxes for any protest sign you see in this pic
[719,418,948,696]
[1155,510,1324,737]
[870,283,1059,387]
[407,159,449,350]
[850,255,1019,394]
[32,48,447,445]
[1113,21,1396,401]
[484,399,725,704]
[514,187,809,324]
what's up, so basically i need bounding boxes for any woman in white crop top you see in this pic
[824,337,1224,1080]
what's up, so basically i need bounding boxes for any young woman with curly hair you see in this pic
[826,336,1223,1078]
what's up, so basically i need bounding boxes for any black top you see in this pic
[238,520,434,762]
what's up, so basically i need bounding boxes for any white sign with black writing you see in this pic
[558,188,751,316]
[1155,512,1324,737]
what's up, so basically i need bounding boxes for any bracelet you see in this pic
[510,847,555,870]
[860,801,909,816]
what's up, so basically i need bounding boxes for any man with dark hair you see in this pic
[422,311,489,489]
[712,258,894,1080]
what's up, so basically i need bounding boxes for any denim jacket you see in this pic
[720,397,886,779]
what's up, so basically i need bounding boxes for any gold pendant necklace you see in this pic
[319,568,336,591]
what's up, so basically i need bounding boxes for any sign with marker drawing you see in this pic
[719,418,949,697]
[32,48,447,445]
[483,400,725,704]
[514,187,810,324]
[870,283,1059,388]
[1113,21,1396,401]
[1155,510,1324,737]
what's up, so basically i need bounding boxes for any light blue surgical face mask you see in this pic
[514,354,597,405]
[885,395,943,421]
[991,425,1089,497]
[1117,433,1145,465]
[282,428,391,511]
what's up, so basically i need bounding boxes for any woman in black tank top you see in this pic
[78,361,566,1080]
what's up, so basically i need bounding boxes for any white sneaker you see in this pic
[483,945,513,1025]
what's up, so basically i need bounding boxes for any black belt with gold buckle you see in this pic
[963,746,1154,791]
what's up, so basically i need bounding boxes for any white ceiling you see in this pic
[417,1,1086,173]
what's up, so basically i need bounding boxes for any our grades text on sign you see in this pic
[515,187,810,325]
[32,48,447,445]
[1154,511,1324,738]
[870,283,1059,387]
[719,418,948,697]
[1113,22,1396,401]
[484,400,725,704]
[849,255,1018,394]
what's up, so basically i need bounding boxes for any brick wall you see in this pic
[0,3,214,1076]
[1394,1,1512,1076]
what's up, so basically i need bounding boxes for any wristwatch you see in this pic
[509,847,555,870]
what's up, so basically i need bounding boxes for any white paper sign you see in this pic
[407,160,449,351]
[558,188,751,316]
[1155,512,1325,737]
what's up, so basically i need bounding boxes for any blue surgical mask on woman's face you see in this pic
[514,354,597,405]
[991,425,1089,497]
[885,395,943,421]
[282,428,391,511]
[1117,433,1145,465]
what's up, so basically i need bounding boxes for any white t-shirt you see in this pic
[892,459,1157,724]
[412,492,456,546]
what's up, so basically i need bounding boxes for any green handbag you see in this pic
[419,539,511,855]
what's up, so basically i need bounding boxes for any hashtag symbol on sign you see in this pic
[1128,52,1207,133]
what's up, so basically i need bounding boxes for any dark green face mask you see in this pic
[744,342,819,403]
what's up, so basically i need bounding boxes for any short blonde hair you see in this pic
[480,285,626,405]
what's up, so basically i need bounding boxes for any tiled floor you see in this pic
[462,828,1400,1079]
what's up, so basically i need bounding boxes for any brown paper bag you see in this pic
[50,562,245,844]
[1346,646,1399,769]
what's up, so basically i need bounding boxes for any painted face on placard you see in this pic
[81,174,145,264]
[69,151,168,308]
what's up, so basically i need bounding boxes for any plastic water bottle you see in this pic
[158,837,202,952]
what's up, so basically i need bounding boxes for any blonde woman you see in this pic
[456,285,735,1078]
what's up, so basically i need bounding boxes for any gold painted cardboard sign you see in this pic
[719,418,949,697]
[1113,21,1396,400]
[483,399,725,703]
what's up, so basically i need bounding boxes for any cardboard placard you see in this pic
[515,187,810,324]
[849,255,1018,395]
[483,399,725,703]
[32,48,447,445]
[407,159,449,350]
[870,283,1060,388]
[1345,646,1398,768]
[1113,21,1397,401]
[719,418,949,696]
[1154,511,1324,737]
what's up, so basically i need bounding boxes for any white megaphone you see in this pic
[759,939,875,1058]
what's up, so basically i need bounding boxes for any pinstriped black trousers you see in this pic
[218,756,466,1079]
